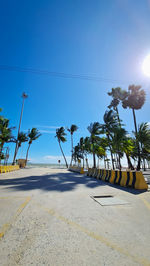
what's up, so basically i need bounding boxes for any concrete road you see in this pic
[0,167,150,266]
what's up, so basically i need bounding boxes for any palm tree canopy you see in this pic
[103,110,118,126]
[95,146,106,158]
[28,128,41,144]
[100,110,118,135]
[108,98,119,110]
[0,117,14,144]
[122,85,146,110]
[18,132,28,146]
[67,124,78,135]
[108,87,128,109]
[55,127,67,143]
[87,122,101,135]
[136,123,150,152]
[73,144,83,160]
[108,87,128,100]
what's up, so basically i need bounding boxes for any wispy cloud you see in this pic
[39,130,56,134]
[35,125,61,129]
[23,129,56,134]
[43,155,71,162]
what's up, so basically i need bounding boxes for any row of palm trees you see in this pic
[55,85,150,171]
[0,109,41,165]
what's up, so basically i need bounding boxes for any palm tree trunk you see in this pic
[116,107,121,127]
[104,156,106,169]
[143,159,146,171]
[132,108,138,133]
[0,143,4,165]
[132,108,141,170]
[70,134,73,166]
[12,144,19,165]
[86,157,89,169]
[118,153,122,170]
[107,134,114,170]
[93,152,96,168]
[26,143,31,164]
[126,153,134,170]
[58,140,68,168]
[83,156,84,168]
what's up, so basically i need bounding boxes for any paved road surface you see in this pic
[0,167,150,266]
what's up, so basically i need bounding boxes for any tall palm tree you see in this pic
[87,122,101,168]
[26,128,41,164]
[13,132,28,162]
[122,85,146,170]
[55,127,68,168]
[67,124,78,166]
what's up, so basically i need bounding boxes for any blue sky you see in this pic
[0,0,150,165]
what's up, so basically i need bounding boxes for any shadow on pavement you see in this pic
[0,171,107,192]
[0,170,147,194]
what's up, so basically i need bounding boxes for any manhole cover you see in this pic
[91,195,129,206]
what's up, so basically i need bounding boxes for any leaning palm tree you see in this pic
[67,124,78,166]
[13,132,28,163]
[87,122,101,168]
[55,127,68,168]
[122,85,146,170]
[25,128,41,164]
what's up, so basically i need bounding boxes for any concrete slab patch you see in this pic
[91,195,129,206]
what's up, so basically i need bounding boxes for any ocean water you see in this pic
[27,163,67,169]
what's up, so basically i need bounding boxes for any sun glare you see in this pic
[142,54,150,77]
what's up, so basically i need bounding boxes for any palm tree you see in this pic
[112,126,133,170]
[55,127,68,168]
[136,123,150,170]
[100,110,118,169]
[108,87,127,126]
[67,124,78,166]
[122,137,135,170]
[13,132,28,163]
[95,145,106,168]
[0,117,15,164]
[79,137,85,168]
[26,128,41,164]
[87,122,101,168]
[72,144,83,165]
[122,85,146,170]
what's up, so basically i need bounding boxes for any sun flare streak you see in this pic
[142,54,150,77]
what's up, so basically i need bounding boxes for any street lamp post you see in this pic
[12,92,28,165]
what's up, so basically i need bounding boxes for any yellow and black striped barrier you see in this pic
[87,168,148,190]
[69,166,85,174]
[0,165,20,174]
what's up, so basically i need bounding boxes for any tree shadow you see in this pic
[0,171,107,192]
[0,170,147,194]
